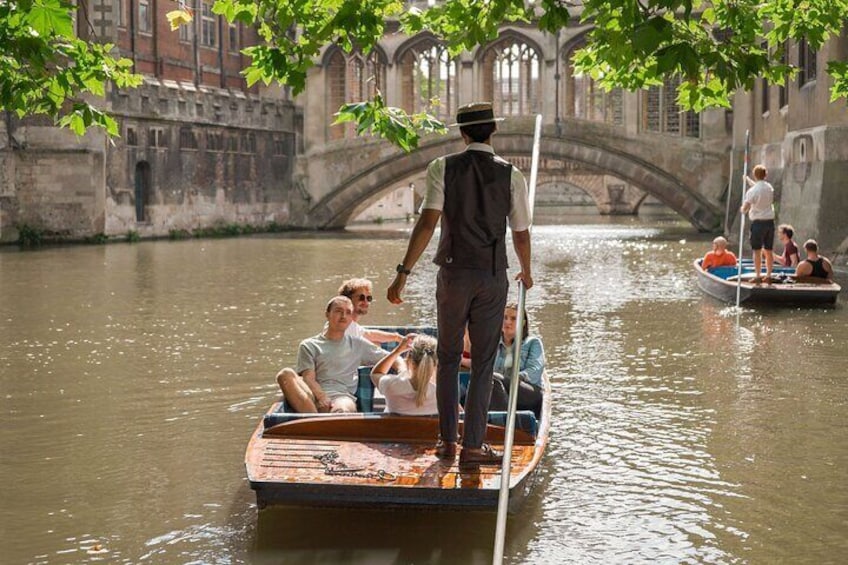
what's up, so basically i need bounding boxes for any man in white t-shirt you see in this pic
[336,278,403,344]
[741,164,776,284]
[276,296,405,413]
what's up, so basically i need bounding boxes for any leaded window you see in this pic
[641,77,699,138]
[325,48,387,141]
[778,43,788,108]
[798,39,817,85]
[571,73,623,125]
[138,0,151,33]
[229,24,239,53]
[399,42,457,122]
[481,39,540,116]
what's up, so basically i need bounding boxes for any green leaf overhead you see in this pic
[2,0,846,142]
[1,0,141,135]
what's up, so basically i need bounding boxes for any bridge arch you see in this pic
[535,174,647,215]
[304,125,722,230]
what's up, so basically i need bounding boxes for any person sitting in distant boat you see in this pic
[701,236,738,271]
[277,296,404,413]
[371,333,439,415]
[335,278,404,345]
[795,240,834,282]
[775,224,800,268]
[489,302,545,417]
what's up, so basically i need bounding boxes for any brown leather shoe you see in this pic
[435,439,457,459]
[459,443,503,466]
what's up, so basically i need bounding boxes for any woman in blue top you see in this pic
[489,302,545,416]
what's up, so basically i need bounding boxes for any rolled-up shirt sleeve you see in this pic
[422,157,446,211]
[509,166,531,231]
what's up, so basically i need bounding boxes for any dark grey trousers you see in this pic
[436,267,509,448]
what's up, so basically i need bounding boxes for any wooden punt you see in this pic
[694,259,840,305]
[245,328,551,512]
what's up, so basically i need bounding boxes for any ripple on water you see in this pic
[3,227,847,564]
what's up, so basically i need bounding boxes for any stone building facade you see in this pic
[730,30,848,256]
[1,3,845,253]
[296,19,729,229]
[0,0,300,243]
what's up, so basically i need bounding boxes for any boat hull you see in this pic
[246,378,550,512]
[694,260,840,305]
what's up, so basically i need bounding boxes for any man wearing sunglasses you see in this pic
[337,278,404,345]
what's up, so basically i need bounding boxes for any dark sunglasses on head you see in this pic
[357,294,373,302]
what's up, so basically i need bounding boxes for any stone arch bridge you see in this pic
[294,116,730,231]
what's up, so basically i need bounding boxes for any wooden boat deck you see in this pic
[246,412,546,510]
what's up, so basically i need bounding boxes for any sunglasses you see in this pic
[357,294,373,303]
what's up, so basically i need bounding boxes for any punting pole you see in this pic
[493,113,542,565]
[735,129,750,308]
[723,149,734,234]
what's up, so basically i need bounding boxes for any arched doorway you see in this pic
[134,161,151,222]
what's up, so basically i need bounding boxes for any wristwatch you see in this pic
[396,264,411,275]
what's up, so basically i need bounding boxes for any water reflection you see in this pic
[252,507,497,564]
[1,222,846,564]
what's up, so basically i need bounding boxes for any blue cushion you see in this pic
[708,266,740,279]
[485,410,538,438]
[356,366,374,412]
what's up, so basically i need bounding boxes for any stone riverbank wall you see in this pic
[1,79,301,243]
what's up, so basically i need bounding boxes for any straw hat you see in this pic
[449,102,504,127]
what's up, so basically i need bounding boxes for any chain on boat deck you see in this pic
[253,436,534,488]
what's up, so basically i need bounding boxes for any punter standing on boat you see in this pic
[387,102,533,466]
[740,164,776,284]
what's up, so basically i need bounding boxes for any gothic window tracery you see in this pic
[481,38,540,116]
[641,76,699,138]
[398,41,457,121]
[325,48,387,140]
[565,41,623,125]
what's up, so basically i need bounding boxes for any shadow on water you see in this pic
[244,461,554,565]
[250,506,496,564]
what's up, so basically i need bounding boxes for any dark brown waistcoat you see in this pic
[433,149,512,272]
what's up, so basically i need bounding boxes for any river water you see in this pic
[1,219,846,564]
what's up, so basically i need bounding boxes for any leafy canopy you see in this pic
[0,0,142,136]
[2,0,846,148]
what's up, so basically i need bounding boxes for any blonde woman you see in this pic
[371,334,439,415]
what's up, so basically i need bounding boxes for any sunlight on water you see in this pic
[1,223,846,564]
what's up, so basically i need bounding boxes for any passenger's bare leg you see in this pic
[764,249,774,281]
[276,368,318,413]
[752,249,763,283]
[329,396,357,413]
